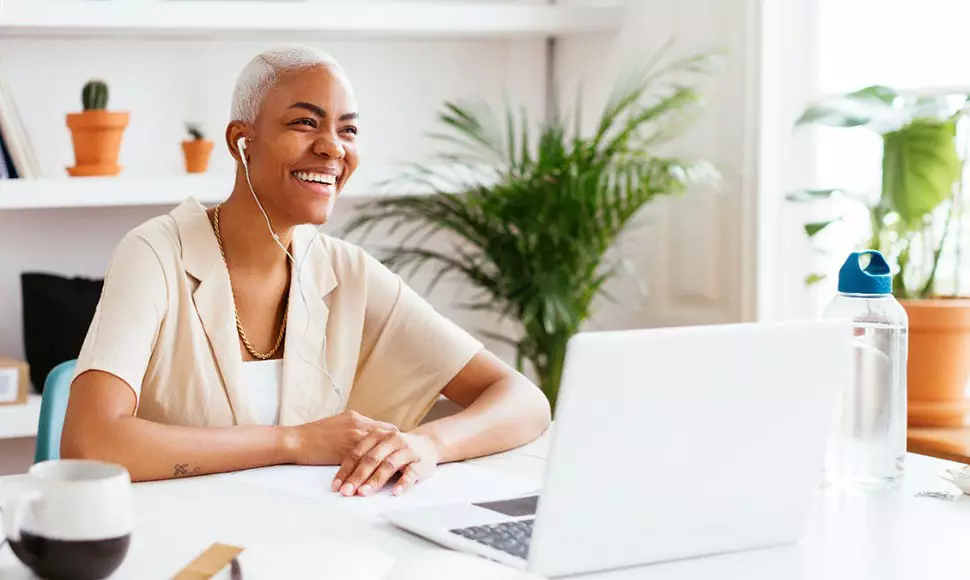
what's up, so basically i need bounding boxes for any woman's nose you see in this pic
[313,135,345,159]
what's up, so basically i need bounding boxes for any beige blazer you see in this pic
[73,198,483,431]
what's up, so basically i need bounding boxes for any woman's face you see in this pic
[233,64,359,227]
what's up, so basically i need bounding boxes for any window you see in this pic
[803,0,970,308]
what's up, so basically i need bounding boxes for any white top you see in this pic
[241,359,282,426]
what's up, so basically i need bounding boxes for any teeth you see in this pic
[294,171,336,185]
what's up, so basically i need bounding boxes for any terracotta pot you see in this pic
[900,298,970,427]
[65,110,129,177]
[182,139,214,173]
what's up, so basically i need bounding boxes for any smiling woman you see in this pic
[59,45,551,494]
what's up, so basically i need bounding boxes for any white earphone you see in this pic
[233,134,344,410]
[236,136,288,251]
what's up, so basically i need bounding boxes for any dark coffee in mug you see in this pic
[2,459,132,580]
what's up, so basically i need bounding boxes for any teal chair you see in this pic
[34,359,77,463]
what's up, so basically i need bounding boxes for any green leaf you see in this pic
[786,188,872,206]
[795,85,898,128]
[845,85,899,106]
[786,188,840,202]
[795,106,873,128]
[805,273,827,285]
[804,219,839,238]
[881,118,960,226]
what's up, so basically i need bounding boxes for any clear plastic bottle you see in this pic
[822,250,908,488]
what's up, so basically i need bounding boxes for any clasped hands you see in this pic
[285,410,440,497]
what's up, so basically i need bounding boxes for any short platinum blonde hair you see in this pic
[230,45,344,124]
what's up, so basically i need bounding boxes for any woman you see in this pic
[61,46,551,496]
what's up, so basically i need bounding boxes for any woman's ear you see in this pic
[225,121,250,161]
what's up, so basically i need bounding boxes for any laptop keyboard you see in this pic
[449,519,534,559]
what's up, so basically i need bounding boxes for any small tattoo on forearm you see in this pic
[173,463,201,477]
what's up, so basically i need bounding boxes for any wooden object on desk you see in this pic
[908,426,970,464]
[172,543,244,580]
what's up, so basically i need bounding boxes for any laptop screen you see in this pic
[473,495,539,517]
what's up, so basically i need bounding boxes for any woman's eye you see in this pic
[292,118,316,128]
[342,126,359,135]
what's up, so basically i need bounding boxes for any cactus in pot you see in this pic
[182,122,214,174]
[66,79,129,177]
[186,123,205,141]
[82,80,108,111]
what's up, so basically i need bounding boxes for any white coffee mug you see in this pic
[2,459,133,580]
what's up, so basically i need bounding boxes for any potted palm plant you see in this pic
[344,49,719,412]
[789,85,970,427]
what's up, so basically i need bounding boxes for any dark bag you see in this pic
[21,273,104,392]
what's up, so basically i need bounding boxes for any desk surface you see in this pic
[1,436,968,580]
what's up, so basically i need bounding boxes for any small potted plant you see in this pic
[66,80,129,176]
[182,122,213,174]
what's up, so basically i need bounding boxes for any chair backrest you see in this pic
[34,359,77,463]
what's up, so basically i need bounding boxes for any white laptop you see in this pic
[382,320,851,577]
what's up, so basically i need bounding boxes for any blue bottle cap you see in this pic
[837,250,892,295]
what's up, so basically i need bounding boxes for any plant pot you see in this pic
[900,298,970,427]
[182,139,214,173]
[65,111,129,177]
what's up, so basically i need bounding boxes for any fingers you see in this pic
[332,432,383,493]
[337,432,405,497]
[359,447,418,496]
[393,465,419,496]
[330,417,398,492]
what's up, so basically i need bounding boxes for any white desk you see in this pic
[1,435,968,580]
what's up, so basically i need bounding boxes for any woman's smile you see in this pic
[292,168,340,198]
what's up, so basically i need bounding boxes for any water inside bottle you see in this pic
[823,322,908,488]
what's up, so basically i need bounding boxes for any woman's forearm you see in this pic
[62,415,295,482]
[411,376,551,463]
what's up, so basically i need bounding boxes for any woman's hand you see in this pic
[331,430,440,497]
[285,410,399,466]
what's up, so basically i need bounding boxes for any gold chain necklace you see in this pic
[212,204,288,360]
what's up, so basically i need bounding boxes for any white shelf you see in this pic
[0,174,233,210]
[0,0,623,39]
[0,161,499,209]
[0,395,41,440]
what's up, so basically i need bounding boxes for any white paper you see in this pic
[228,462,540,520]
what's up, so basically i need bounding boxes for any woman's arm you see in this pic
[331,350,551,496]
[61,370,397,482]
[413,350,551,463]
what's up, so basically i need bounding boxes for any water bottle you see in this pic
[822,250,908,488]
